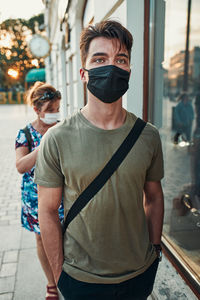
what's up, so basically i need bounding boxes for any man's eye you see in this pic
[95,58,104,63]
[116,58,126,64]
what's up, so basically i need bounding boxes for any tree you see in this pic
[0,14,45,89]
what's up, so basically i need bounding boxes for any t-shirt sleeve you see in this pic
[15,129,29,149]
[34,131,64,187]
[145,129,164,181]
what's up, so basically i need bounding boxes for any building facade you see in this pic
[42,0,200,298]
[168,47,200,99]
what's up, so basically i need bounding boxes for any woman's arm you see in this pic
[16,146,40,174]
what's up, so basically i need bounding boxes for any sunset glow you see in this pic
[7,68,19,79]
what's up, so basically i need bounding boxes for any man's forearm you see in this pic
[144,197,164,244]
[39,210,63,283]
[143,181,164,245]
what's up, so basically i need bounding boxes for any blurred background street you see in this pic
[0,104,47,300]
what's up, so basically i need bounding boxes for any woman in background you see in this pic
[15,81,63,300]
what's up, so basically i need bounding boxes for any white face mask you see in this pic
[40,113,60,125]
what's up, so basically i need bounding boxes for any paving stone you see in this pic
[7,205,20,210]
[0,212,7,217]
[1,216,15,221]
[9,220,20,225]
[0,204,8,208]
[0,293,13,300]
[20,229,36,250]
[3,251,18,263]
[0,225,21,251]
[0,253,2,269]
[0,263,17,277]
[0,276,15,293]
[14,248,46,300]
[0,221,9,226]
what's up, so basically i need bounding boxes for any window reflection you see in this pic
[162,0,200,284]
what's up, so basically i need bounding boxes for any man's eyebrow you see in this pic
[117,53,129,59]
[91,52,129,59]
[91,52,108,57]
[91,52,129,58]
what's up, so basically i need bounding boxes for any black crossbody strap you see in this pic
[22,126,32,153]
[62,118,146,234]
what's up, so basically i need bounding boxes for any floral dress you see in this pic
[15,123,64,234]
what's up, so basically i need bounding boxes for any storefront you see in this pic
[160,0,200,296]
[42,0,200,298]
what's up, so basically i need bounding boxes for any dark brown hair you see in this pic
[25,81,61,111]
[80,20,133,67]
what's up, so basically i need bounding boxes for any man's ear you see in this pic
[80,68,87,83]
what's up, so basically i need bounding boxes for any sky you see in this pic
[164,0,200,68]
[0,0,199,70]
[0,0,44,23]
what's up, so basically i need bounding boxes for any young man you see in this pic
[35,20,164,300]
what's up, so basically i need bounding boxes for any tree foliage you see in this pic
[0,14,45,89]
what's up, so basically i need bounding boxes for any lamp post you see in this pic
[183,0,192,92]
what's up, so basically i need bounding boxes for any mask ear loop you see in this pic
[83,67,89,72]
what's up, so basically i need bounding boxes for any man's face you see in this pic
[80,37,131,83]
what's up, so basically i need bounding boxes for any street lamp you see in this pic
[7,68,19,79]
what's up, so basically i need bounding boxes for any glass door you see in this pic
[161,0,200,288]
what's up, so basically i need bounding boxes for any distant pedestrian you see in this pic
[173,92,194,143]
[15,81,63,300]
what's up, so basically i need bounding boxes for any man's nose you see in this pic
[108,58,116,66]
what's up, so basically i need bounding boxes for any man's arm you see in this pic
[38,185,63,284]
[143,181,164,244]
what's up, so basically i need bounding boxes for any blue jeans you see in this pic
[58,258,159,300]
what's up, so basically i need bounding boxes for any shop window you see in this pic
[161,0,200,289]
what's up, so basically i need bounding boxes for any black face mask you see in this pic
[84,65,130,103]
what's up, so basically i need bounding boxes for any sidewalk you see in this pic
[0,105,47,299]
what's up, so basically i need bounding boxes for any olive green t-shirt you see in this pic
[34,110,164,284]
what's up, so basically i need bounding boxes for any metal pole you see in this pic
[183,0,192,92]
